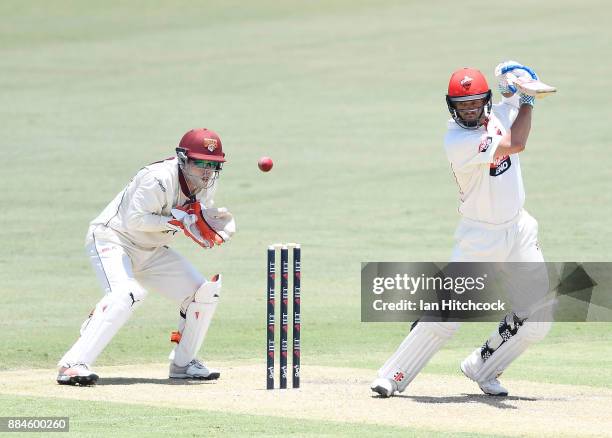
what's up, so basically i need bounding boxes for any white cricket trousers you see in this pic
[451,209,543,263]
[376,209,549,389]
[451,209,548,314]
[58,225,205,366]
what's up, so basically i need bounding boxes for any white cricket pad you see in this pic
[461,311,552,383]
[378,321,460,392]
[58,288,145,367]
[170,275,222,367]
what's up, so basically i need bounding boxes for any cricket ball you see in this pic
[258,156,273,172]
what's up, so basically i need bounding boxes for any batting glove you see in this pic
[495,60,538,95]
[519,92,535,107]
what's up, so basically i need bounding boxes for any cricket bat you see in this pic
[506,72,557,98]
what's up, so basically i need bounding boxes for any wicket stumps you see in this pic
[267,243,301,390]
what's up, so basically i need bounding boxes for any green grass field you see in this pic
[0,393,505,438]
[1,0,611,436]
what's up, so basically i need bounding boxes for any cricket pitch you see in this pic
[1,362,610,437]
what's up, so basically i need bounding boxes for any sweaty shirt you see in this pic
[90,157,216,248]
[444,95,524,225]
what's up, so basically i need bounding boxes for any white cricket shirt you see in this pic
[90,157,216,248]
[444,95,525,225]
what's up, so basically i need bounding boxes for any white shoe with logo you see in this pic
[169,359,220,380]
[370,377,398,398]
[461,361,508,396]
[56,363,99,386]
[476,378,509,396]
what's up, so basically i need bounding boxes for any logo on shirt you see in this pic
[460,75,473,90]
[204,138,218,152]
[490,155,511,176]
[154,177,167,192]
[479,136,492,153]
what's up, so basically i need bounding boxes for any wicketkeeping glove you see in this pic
[201,207,236,242]
[169,202,223,249]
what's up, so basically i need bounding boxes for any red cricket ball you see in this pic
[258,156,273,172]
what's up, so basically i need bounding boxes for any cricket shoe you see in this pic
[476,378,509,396]
[56,363,99,386]
[460,361,508,396]
[169,359,220,380]
[370,377,398,398]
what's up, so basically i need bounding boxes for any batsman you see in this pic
[57,128,236,385]
[371,61,554,397]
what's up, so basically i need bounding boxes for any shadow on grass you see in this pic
[96,377,218,386]
[371,393,539,410]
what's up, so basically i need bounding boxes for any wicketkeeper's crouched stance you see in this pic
[371,61,553,398]
[57,128,236,386]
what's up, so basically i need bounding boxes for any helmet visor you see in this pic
[192,159,223,171]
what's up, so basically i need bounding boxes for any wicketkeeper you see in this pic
[371,61,553,397]
[57,128,236,385]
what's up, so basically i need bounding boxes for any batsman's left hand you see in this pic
[495,60,538,95]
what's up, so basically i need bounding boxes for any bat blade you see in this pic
[506,73,557,98]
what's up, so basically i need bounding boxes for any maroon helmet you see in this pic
[176,128,226,192]
[177,128,226,162]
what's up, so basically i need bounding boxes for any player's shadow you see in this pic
[96,377,215,386]
[372,393,538,410]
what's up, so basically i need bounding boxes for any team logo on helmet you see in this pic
[204,138,218,152]
[460,75,473,90]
